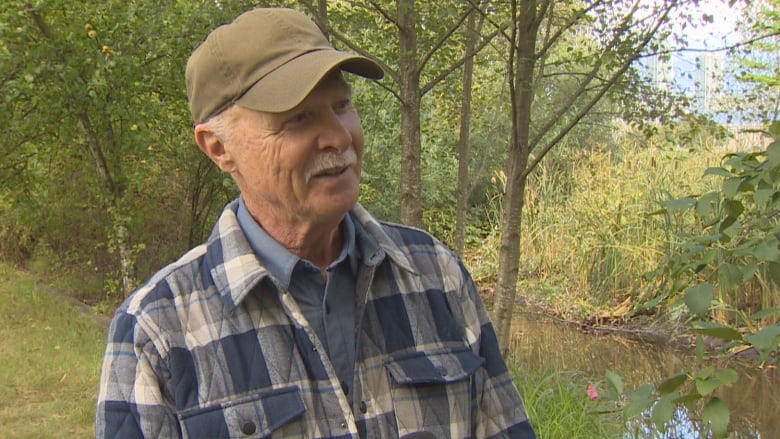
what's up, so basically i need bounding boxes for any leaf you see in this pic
[767,139,780,166]
[754,188,774,207]
[753,238,780,262]
[722,199,744,218]
[662,197,697,212]
[744,325,780,352]
[769,121,780,137]
[652,391,680,432]
[695,191,720,220]
[695,366,714,380]
[703,397,730,438]
[751,307,780,320]
[696,367,739,397]
[685,284,714,317]
[717,263,743,291]
[657,373,688,394]
[769,262,780,288]
[703,167,731,178]
[714,368,738,386]
[722,177,742,198]
[605,369,624,396]
[692,321,743,341]
[624,384,654,418]
[696,377,719,396]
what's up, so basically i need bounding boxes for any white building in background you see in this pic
[641,50,728,120]
[645,54,674,91]
[693,51,726,115]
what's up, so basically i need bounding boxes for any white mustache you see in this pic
[305,149,357,183]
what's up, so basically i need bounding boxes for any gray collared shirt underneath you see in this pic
[236,197,357,396]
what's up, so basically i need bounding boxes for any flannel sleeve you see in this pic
[96,311,181,438]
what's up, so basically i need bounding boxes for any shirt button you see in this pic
[359,400,368,413]
[340,421,347,429]
[240,421,256,435]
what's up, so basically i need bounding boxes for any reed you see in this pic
[467,124,736,320]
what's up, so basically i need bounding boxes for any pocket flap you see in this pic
[178,386,305,438]
[385,348,484,385]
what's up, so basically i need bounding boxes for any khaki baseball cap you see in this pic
[186,8,384,124]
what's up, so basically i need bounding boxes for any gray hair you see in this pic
[203,105,237,146]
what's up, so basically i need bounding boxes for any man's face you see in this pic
[222,72,364,229]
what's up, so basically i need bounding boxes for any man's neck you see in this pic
[248,211,344,271]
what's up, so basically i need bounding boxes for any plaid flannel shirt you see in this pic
[96,200,536,438]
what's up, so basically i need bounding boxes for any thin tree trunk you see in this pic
[398,0,423,227]
[455,7,481,254]
[493,0,540,354]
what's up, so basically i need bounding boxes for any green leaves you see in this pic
[691,321,743,341]
[684,283,713,317]
[695,367,738,396]
[703,398,730,439]
[629,122,780,438]
[605,365,739,436]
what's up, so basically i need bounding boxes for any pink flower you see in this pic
[587,383,599,400]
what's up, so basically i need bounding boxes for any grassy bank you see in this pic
[0,263,105,438]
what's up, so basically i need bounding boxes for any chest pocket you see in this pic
[385,348,484,437]
[177,386,306,438]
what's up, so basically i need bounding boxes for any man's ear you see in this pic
[194,124,235,173]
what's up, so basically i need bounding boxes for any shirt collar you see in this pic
[206,199,417,312]
[236,197,358,290]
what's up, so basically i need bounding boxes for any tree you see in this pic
[727,0,780,124]
[455,2,488,254]
[490,0,703,350]
[0,0,241,295]
[308,0,501,227]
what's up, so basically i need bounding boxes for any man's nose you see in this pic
[317,110,352,151]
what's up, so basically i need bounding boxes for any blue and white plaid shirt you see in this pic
[96,200,536,438]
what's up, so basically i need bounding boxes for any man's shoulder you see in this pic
[118,242,211,316]
[350,204,445,250]
[376,219,442,248]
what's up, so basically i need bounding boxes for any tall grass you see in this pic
[0,263,105,438]
[511,362,623,438]
[465,123,746,320]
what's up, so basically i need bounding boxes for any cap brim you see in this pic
[236,49,383,113]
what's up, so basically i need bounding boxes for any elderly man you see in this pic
[97,7,536,439]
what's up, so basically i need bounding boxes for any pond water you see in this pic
[508,312,780,438]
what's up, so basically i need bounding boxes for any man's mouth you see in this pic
[306,150,358,183]
[315,166,349,178]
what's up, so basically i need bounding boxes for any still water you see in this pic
[508,312,780,438]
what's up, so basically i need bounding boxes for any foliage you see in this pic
[717,0,780,124]
[0,0,242,298]
[598,123,780,437]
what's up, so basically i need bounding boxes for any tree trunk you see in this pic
[493,0,540,353]
[397,0,423,227]
[455,8,481,254]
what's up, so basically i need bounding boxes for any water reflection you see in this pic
[508,312,779,438]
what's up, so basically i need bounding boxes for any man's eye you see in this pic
[335,99,352,112]
[288,113,307,124]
